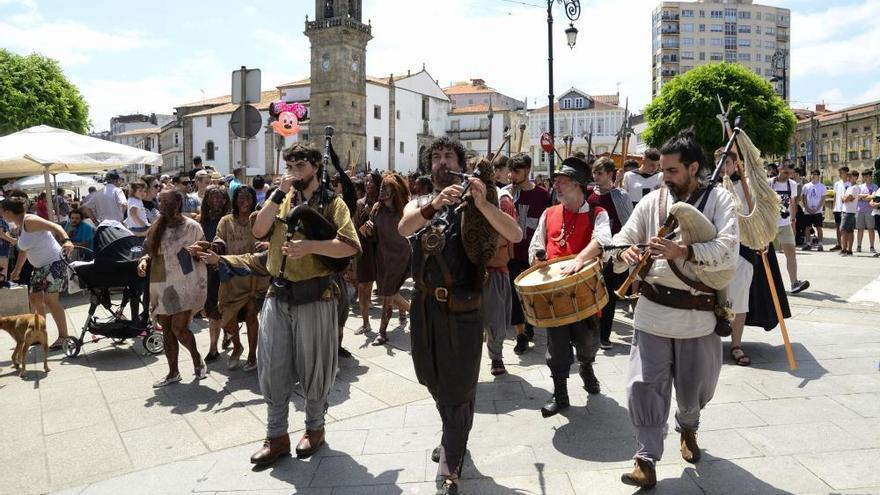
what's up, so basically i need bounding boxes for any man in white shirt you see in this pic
[855,169,877,253]
[840,170,860,255]
[82,171,127,223]
[801,170,827,251]
[830,166,851,251]
[612,130,738,489]
[621,148,664,206]
[771,164,809,294]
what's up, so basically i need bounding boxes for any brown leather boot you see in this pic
[250,434,291,465]
[295,428,326,458]
[680,430,701,463]
[620,458,657,488]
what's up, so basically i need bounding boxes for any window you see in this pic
[765,41,775,49]
[831,153,840,163]
[682,51,694,60]
[725,23,737,35]
[596,119,605,135]
[699,51,706,61]
[575,97,584,108]
[766,26,776,35]
[562,98,572,109]
[682,9,694,17]
[862,150,872,159]
[738,53,751,61]
[479,118,490,129]
[682,23,694,32]
[865,126,872,132]
[725,37,737,49]
[373,137,381,151]
[738,11,751,20]
[682,37,694,46]
[699,38,706,46]
[725,51,736,62]
[710,10,722,19]
[399,141,405,153]
[711,38,723,46]
[710,52,723,61]
[450,120,460,131]
[724,7,737,20]
[699,10,705,18]
[699,24,705,32]
[173,132,179,146]
[206,115,212,128]
[756,12,761,20]
[205,141,215,161]
[755,67,761,75]
[396,110,401,119]
[422,97,429,120]
[738,38,751,47]
[739,24,751,33]
[849,151,859,161]
[756,25,761,34]
[373,105,381,119]
[821,133,828,138]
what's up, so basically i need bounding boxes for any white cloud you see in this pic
[790,0,880,78]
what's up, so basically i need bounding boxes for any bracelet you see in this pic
[420,203,437,220]
[270,189,286,205]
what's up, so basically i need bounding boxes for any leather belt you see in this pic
[640,282,715,312]
[268,275,332,306]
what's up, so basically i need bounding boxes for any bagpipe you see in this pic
[274,126,352,286]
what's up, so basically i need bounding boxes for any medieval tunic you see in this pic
[482,190,517,361]
[201,215,222,320]
[213,213,270,326]
[149,217,207,316]
[410,200,483,479]
[259,192,361,436]
[354,197,377,283]
[371,206,410,297]
[611,186,738,463]
[528,202,611,378]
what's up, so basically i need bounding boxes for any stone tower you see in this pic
[305,0,372,169]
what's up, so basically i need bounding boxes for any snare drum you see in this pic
[513,256,608,328]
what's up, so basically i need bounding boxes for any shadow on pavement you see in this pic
[742,341,829,388]
[681,452,796,494]
[258,447,406,493]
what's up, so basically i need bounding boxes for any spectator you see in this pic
[210,171,226,188]
[188,155,205,181]
[352,178,365,200]
[0,203,10,283]
[141,175,161,225]
[801,170,827,251]
[35,192,49,220]
[831,166,851,251]
[871,188,880,258]
[54,188,71,224]
[770,163,809,293]
[160,174,173,191]
[137,190,208,388]
[228,167,244,199]
[252,175,268,206]
[198,186,231,363]
[172,172,201,218]
[856,169,877,253]
[840,171,860,256]
[82,186,97,206]
[63,209,95,251]
[83,171,127,223]
[125,180,151,237]
[2,194,74,350]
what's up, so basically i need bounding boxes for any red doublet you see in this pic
[544,204,603,260]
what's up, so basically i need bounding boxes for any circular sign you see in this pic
[230,105,262,139]
[540,132,554,153]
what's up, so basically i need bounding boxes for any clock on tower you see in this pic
[306,0,372,170]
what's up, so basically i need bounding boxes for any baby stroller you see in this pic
[62,223,164,358]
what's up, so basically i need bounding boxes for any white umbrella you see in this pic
[10,172,98,192]
[0,125,163,220]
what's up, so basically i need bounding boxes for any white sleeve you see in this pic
[791,180,799,198]
[116,188,128,206]
[689,189,739,273]
[592,210,612,247]
[528,210,548,264]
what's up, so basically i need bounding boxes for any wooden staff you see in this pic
[490,128,512,165]
[517,124,526,154]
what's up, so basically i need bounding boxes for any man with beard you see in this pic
[249,144,360,464]
[399,137,522,495]
[622,149,663,206]
[528,156,611,417]
[503,153,549,354]
[611,129,737,488]
[63,209,95,251]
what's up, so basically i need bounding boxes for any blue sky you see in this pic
[2,0,878,132]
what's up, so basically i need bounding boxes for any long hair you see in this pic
[373,172,410,217]
[231,185,257,217]
[199,185,229,229]
[145,190,184,258]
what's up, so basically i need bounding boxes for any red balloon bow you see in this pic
[269,101,307,137]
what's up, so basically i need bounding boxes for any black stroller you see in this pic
[62,224,164,357]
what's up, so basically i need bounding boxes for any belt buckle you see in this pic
[435,287,449,303]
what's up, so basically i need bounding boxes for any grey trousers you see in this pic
[626,329,722,463]
[258,295,339,437]
[482,271,512,361]
[437,400,475,479]
[545,315,600,378]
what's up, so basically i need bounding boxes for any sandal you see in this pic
[195,360,209,379]
[730,346,751,366]
[48,339,64,351]
[371,334,388,346]
[354,325,371,335]
[221,333,232,350]
[398,311,408,326]
[152,374,182,388]
[204,350,221,363]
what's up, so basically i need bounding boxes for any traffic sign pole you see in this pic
[240,66,248,185]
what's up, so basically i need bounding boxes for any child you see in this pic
[125,180,150,237]
[841,171,860,256]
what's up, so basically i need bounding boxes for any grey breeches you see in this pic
[258,295,338,437]
[482,271,511,361]
[626,329,722,462]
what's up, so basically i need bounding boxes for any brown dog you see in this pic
[0,312,49,377]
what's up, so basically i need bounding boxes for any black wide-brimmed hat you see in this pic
[553,156,592,186]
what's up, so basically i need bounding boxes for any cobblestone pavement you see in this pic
[1,243,879,495]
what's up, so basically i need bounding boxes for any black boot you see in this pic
[541,376,570,417]
[513,333,529,355]
[580,363,601,394]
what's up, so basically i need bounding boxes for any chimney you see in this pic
[471,78,486,88]
[815,103,827,113]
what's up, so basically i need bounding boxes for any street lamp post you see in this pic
[770,49,788,101]
[546,0,580,174]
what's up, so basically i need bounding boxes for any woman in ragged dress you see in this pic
[137,190,208,388]
[199,186,231,363]
[368,172,411,346]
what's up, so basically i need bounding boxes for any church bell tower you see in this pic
[305,0,372,169]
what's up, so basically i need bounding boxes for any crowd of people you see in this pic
[2,130,876,495]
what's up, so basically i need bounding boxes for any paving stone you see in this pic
[403,403,442,427]
[330,483,436,495]
[831,392,880,418]
[742,396,863,425]
[739,422,873,457]
[460,444,539,479]
[796,448,880,491]
[309,452,427,487]
[696,402,767,431]
[708,380,768,404]
[45,422,132,490]
[835,418,880,449]
[460,472,576,495]
[193,443,320,492]
[0,433,50,495]
[108,393,180,433]
[119,418,207,469]
[685,456,833,494]
[327,382,391,420]
[351,369,430,406]
[362,426,442,455]
[330,404,407,430]
[75,459,214,495]
[182,398,266,451]
[568,464,703,495]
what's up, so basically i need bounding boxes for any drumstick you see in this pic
[615,215,678,298]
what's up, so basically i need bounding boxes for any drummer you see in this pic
[527,156,611,417]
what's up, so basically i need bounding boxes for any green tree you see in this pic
[0,49,90,135]
[643,63,796,158]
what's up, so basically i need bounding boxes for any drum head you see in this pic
[516,256,598,288]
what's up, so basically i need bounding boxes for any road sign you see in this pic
[540,132,554,153]
[230,105,262,139]
[232,68,261,104]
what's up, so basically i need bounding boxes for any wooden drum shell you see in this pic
[513,256,608,328]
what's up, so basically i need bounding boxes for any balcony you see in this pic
[305,17,372,35]
[447,128,489,140]
[661,12,679,21]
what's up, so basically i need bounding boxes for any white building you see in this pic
[652,0,791,99]
[528,88,628,172]
[180,69,450,176]
[443,79,526,157]
[112,127,162,179]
